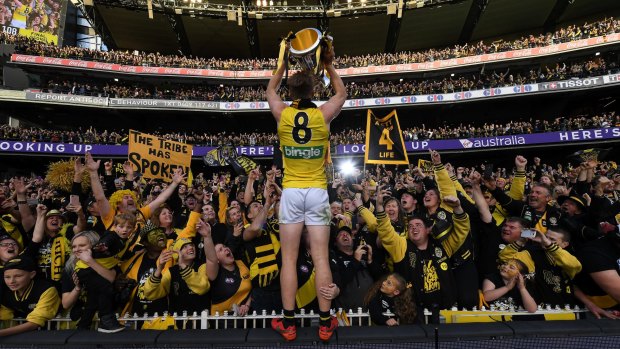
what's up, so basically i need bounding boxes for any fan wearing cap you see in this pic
[166,187,200,233]
[0,257,60,336]
[396,188,418,219]
[83,152,186,239]
[29,204,87,284]
[556,190,602,251]
[374,185,470,313]
[331,225,383,312]
[83,196,107,235]
[118,223,170,317]
[143,225,210,315]
[499,228,581,307]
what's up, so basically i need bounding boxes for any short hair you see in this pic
[287,70,315,99]
[549,228,571,243]
[114,212,137,227]
[505,216,530,229]
[532,183,553,197]
[407,215,433,228]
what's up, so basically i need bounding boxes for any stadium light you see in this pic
[160,0,455,20]
[340,161,355,176]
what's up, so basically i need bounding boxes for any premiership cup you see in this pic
[287,28,332,85]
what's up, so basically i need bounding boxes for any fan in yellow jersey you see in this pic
[74,213,136,333]
[266,44,346,342]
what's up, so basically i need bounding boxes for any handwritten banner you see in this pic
[127,130,192,181]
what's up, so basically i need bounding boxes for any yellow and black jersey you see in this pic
[210,260,252,314]
[278,105,329,189]
[244,218,281,289]
[33,224,74,283]
[499,242,582,306]
[0,279,60,327]
[76,231,128,271]
[376,210,470,309]
[144,262,210,314]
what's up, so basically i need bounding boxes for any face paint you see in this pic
[146,229,166,247]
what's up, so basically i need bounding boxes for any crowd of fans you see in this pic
[1,17,618,70]
[0,147,618,335]
[1,9,620,339]
[1,112,617,146]
[37,54,616,103]
[0,0,63,36]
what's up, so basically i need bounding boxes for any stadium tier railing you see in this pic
[8,33,620,80]
[5,71,619,113]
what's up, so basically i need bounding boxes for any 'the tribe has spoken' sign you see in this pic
[127,130,192,180]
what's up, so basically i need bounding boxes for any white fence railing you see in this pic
[5,308,372,330]
[5,306,589,330]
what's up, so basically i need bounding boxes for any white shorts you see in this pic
[279,188,331,225]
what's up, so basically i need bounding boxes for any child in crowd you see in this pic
[364,273,416,326]
[75,213,137,332]
[482,258,537,313]
[0,256,60,336]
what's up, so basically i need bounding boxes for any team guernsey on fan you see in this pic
[0,5,619,342]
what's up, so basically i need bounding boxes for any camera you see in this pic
[520,229,537,238]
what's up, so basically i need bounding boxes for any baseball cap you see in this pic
[46,209,63,218]
[172,237,193,252]
[4,256,36,272]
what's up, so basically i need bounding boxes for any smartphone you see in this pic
[483,164,494,180]
[27,198,39,206]
[69,195,80,207]
[520,229,537,238]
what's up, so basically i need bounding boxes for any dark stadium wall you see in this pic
[2,66,33,90]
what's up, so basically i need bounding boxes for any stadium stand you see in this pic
[0,0,619,347]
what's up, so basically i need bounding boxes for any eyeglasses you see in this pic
[0,242,18,248]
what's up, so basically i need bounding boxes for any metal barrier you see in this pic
[418,305,588,324]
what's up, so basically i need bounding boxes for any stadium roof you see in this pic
[82,0,619,59]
